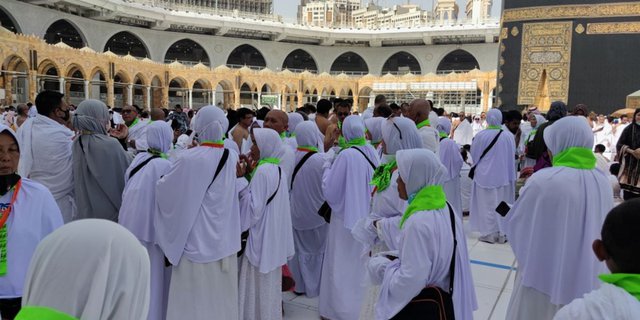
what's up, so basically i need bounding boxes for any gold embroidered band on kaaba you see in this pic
[503,2,640,22]
[586,22,640,34]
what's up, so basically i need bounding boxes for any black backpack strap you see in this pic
[351,146,376,170]
[128,155,160,180]
[266,167,282,205]
[470,129,503,171]
[446,202,457,294]
[207,148,230,189]
[290,151,317,190]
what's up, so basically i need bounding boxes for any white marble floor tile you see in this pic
[283,302,320,319]
[473,285,501,320]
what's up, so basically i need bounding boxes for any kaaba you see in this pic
[498,1,640,114]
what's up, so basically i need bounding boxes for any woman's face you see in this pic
[0,133,19,175]
[250,133,260,160]
[397,175,408,200]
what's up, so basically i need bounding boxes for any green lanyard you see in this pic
[0,180,22,276]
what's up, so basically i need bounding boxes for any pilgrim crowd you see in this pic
[0,89,637,320]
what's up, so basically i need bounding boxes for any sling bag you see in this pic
[468,130,503,180]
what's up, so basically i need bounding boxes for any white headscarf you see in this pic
[544,116,593,155]
[486,109,502,127]
[365,117,384,144]
[21,219,150,320]
[294,121,323,149]
[428,111,439,128]
[342,115,366,141]
[439,138,464,181]
[397,149,448,196]
[288,112,304,133]
[193,106,228,142]
[253,128,283,159]
[437,117,452,136]
[533,114,547,129]
[382,116,423,155]
[145,121,173,153]
[72,99,110,134]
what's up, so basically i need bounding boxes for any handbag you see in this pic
[391,203,457,320]
[469,130,503,180]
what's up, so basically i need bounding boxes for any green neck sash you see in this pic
[279,131,287,139]
[127,117,140,129]
[15,306,78,320]
[552,147,596,170]
[370,160,397,193]
[599,273,640,301]
[340,137,366,150]
[439,132,448,138]
[338,136,347,148]
[297,145,318,153]
[487,125,502,130]
[399,185,447,228]
[416,119,430,129]
[249,157,281,179]
[526,129,537,142]
[147,148,168,159]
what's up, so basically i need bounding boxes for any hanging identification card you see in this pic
[0,225,7,276]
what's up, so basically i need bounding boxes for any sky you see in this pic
[274,0,503,22]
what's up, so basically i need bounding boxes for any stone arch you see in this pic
[227,44,266,69]
[104,31,150,58]
[382,51,422,75]
[168,77,189,108]
[165,39,210,65]
[66,64,86,106]
[239,82,258,107]
[88,67,107,101]
[1,55,29,104]
[358,86,373,111]
[282,49,318,72]
[44,19,86,49]
[37,59,61,77]
[38,60,61,92]
[0,5,20,33]
[214,79,234,109]
[330,52,369,74]
[150,75,164,109]
[192,79,213,109]
[436,49,480,74]
[65,63,87,79]
[113,71,131,108]
[132,73,149,108]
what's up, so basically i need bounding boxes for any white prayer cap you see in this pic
[294,120,322,148]
[382,116,423,155]
[486,109,502,126]
[193,105,228,142]
[544,116,594,156]
[145,121,173,153]
[364,117,384,144]
[397,148,448,196]
[253,128,283,159]
[22,219,150,320]
[342,115,365,141]
[288,112,304,133]
[437,117,452,135]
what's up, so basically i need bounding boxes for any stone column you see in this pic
[84,80,90,99]
[146,86,151,110]
[297,91,304,109]
[59,77,65,94]
[107,79,115,107]
[188,89,193,109]
[126,84,133,106]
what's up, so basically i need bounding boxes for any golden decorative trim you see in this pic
[500,27,508,39]
[511,27,520,37]
[518,22,572,106]
[503,2,640,22]
[575,24,585,34]
[587,22,640,34]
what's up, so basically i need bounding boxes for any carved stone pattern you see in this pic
[504,2,640,22]
[587,22,640,34]
[518,21,572,105]
[575,24,585,34]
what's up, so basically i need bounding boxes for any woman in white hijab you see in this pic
[523,114,547,168]
[367,149,476,320]
[72,99,132,221]
[18,219,149,320]
[238,128,294,320]
[365,117,385,160]
[502,116,613,320]
[440,138,464,217]
[320,115,380,320]
[357,116,423,320]
[156,106,241,320]
[287,112,304,134]
[288,121,329,298]
[119,121,173,320]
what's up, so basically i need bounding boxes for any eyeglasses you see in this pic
[121,110,134,114]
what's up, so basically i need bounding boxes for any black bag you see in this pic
[238,167,281,257]
[128,155,160,180]
[468,130,503,180]
[317,146,376,223]
[391,203,457,320]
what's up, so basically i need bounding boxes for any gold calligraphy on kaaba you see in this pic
[503,2,640,22]
[518,22,572,107]
[587,22,640,34]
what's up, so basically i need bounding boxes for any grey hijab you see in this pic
[72,100,132,221]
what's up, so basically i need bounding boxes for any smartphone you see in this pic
[496,201,511,217]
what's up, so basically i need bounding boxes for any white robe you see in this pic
[554,283,640,320]
[128,119,149,154]
[453,119,474,146]
[440,138,464,217]
[367,209,477,320]
[418,126,440,154]
[0,179,63,298]
[320,145,379,320]
[156,146,241,320]
[119,154,172,320]
[17,114,75,223]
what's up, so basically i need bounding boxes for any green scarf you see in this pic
[147,148,168,159]
[249,157,281,180]
[297,145,319,152]
[552,147,596,170]
[439,132,448,138]
[340,137,366,150]
[416,119,430,129]
[370,160,397,193]
[526,129,537,143]
[599,273,640,301]
[399,185,447,228]
[15,306,78,320]
[128,118,140,129]
[487,125,502,130]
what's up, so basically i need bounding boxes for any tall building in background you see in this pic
[465,0,491,24]
[352,3,432,29]
[158,0,273,15]
[300,0,361,27]
[435,0,458,24]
